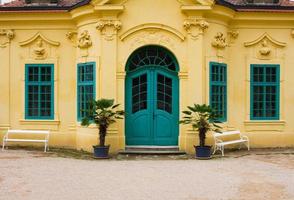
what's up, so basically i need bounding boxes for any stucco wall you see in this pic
[0,0,293,154]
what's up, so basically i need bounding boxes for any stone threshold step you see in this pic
[119,150,186,155]
[125,146,180,152]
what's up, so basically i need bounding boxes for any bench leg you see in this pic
[213,145,221,155]
[212,145,217,154]
[247,140,250,151]
[221,145,224,156]
[44,142,47,152]
[2,139,5,151]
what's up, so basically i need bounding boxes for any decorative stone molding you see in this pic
[183,18,209,40]
[211,32,227,49]
[77,30,92,49]
[244,33,286,60]
[96,19,122,41]
[178,0,214,6]
[0,29,14,48]
[33,39,46,60]
[228,30,239,39]
[259,40,271,56]
[19,32,60,60]
[129,30,177,52]
[244,32,286,48]
[120,23,185,41]
[227,30,239,46]
[66,31,78,47]
[19,32,60,47]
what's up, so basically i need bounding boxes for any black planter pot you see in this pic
[194,145,212,159]
[93,145,110,159]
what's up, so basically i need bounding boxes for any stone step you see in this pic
[125,146,179,151]
[120,146,186,155]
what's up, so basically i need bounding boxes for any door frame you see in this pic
[125,45,180,146]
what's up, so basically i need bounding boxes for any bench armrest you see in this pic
[240,135,249,141]
[214,137,224,144]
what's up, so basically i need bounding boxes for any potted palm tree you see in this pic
[180,104,221,159]
[81,99,124,158]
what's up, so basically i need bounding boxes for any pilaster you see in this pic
[0,29,14,130]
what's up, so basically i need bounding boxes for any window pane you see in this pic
[210,63,227,121]
[77,63,95,119]
[251,65,279,119]
[26,65,53,119]
[132,74,147,113]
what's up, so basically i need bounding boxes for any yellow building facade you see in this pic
[0,0,294,154]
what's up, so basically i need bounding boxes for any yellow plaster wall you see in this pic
[0,0,293,154]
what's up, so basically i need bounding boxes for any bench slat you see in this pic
[213,131,241,137]
[5,139,47,142]
[216,139,248,146]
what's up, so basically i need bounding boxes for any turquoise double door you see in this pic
[125,67,179,146]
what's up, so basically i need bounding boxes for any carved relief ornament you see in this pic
[19,32,60,60]
[66,31,78,47]
[211,32,227,49]
[96,19,122,41]
[183,19,209,40]
[77,30,92,49]
[0,29,14,48]
[244,33,286,59]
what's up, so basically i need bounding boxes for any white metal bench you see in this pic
[212,130,250,156]
[2,130,50,152]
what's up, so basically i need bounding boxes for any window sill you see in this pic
[244,120,285,132]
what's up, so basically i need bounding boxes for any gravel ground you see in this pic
[0,149,294,200]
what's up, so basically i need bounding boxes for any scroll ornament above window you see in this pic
[0,29,14,48]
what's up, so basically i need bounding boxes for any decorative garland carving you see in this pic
[66,31,78,47]
[228,30,239,39]
[183,19,209,40]
[211,32,227,49]
[77,30,92,49]
[0,29,14,48]
[96,19,122,41]
[227,30,239,46]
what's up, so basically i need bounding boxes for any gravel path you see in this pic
[0,150,294,200]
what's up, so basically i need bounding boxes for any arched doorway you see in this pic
[125,45,179,146]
